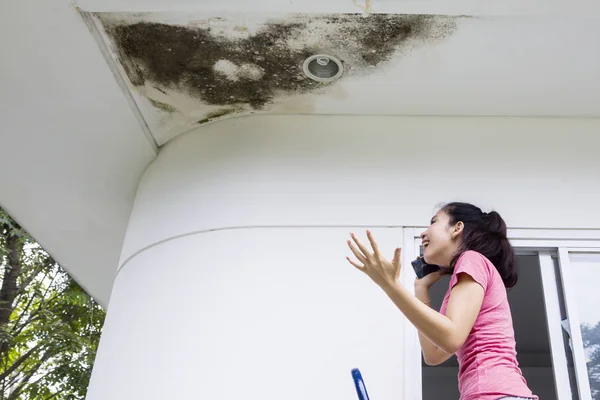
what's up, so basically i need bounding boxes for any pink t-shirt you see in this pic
[439,251,538,400]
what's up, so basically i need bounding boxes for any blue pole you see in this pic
[351,368,371,400]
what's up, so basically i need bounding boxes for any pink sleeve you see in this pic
[449,251,491,292]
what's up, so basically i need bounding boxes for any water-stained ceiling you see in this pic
[85,11,600,145]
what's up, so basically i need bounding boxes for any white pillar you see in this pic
[85,115,409,400]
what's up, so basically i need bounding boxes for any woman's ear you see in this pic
[451,221,464,239]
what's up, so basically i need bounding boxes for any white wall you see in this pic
[87,228,405,400]
[119,114,600,269]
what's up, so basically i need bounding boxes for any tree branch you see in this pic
[10,293,61,339]
[0,230,24,358]
[9,260,47,328]
[6,350,52,400]
[14,262,44,298]
[0,231,23,326]
[8,288,37,334]
[0,343,42,382]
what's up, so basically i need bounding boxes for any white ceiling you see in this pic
[1,0,600,305]
[77,0,600,17]
[86,10,600,145]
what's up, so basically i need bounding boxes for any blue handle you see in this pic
[351,368,371,400]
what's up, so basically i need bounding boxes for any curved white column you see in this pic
[86,114,600,399]
[118,114,600,268]
[87,227,405,400]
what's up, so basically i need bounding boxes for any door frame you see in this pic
[401,227,600,400]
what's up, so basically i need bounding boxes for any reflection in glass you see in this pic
[569,253,600,399]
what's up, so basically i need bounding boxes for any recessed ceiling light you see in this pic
[302,54,344,83]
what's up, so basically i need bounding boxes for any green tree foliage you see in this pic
[582,322,600,399]
[0,208,105,399]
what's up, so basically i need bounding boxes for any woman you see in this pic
[346,202,538,400]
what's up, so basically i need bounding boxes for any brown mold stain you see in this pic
[97,13,464,121]
[197,108,239,124]
[149,98,177,113]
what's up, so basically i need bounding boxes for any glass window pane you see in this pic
[569,252,600,399]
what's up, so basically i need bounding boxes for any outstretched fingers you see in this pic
[347,239,367,264]
[366,230,381,257]
[346,256,365,271]
[350,232,372,260]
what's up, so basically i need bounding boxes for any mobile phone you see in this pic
[351,368,371,400]
[411,247,441,279]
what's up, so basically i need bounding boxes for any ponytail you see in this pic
[442,203,517,288]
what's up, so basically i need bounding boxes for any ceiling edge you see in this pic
[79,10,159,153]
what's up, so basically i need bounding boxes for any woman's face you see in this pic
[420,210,461,267]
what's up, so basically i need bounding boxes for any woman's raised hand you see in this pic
[346,230,402,288]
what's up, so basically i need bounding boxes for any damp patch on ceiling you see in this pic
[91,13,466,144]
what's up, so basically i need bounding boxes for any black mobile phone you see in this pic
[411,246,441,279]
[411,257,441,279]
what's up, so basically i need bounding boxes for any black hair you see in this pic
[441,202,517,288]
